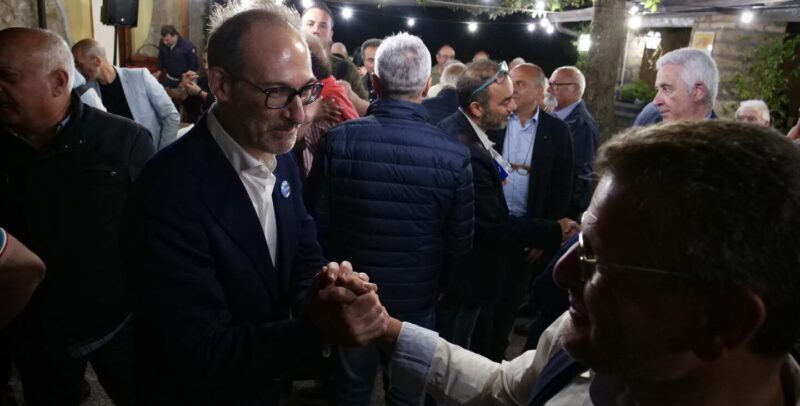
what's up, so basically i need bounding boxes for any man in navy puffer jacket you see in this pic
[305,32,474,405]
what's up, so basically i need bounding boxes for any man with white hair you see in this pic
[305,32,474,405]
[0,27,154,405]
[422,61,466,124]
[641,47,719,125]
[736,99,771,127]
[548,65,599,220]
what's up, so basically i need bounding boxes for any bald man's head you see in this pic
[72,38,108,82]
[0,27,74,141]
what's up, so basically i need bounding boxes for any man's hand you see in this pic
[313,98,343,123]
[308,262,388,346]
[558,218,580,243]
[525,248,544,264]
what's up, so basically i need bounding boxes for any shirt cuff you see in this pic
[388,322,439,400]
[0,227,7,258]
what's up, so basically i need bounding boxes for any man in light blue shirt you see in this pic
[488,63,574,361]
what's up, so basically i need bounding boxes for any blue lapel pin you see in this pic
[280,180,291,198]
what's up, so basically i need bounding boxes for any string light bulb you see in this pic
[740,10,754,23]
[628,15,642,29]
[545,25,554,35]
[540,18,551,28]
[301,0,313,8]
[527,23,536,32]
[407,18,415,27]
[341,7,353,19]
[578,34,591,51]
[468,22,478,33]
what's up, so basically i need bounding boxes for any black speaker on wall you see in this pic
[101,0,139,27]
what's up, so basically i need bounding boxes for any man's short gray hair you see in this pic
[374,32,431,98]
[737,99,771,122]
[440,61,467,89]
[36,29,75,90]
[207,0,300,73]
[656,47,719,108]
[553,66,585,97]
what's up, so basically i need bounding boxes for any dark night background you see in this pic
[287,1,582,75]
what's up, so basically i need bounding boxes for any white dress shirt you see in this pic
[207,108,278,265]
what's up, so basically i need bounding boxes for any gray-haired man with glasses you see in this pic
[437,60,578,361]
[120,3,391,404]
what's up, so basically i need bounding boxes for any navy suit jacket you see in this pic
[490,109,573,222]
[561,100,599,219]
[121,115,327,405]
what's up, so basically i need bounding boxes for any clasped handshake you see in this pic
[306,261,400,348]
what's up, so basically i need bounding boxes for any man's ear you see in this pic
[52,69,70,97]
[208,67,230,103]
[691,288,766,362]
[371,73,383,99]
[421,76,432,98]
[692,83,708,104]
[468,100,484,119]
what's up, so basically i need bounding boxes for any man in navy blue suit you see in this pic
[120,4,389,405]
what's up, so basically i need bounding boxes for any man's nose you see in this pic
[553,241,582,291]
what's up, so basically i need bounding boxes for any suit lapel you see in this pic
[195,123,279,300]
[527,114,553,216]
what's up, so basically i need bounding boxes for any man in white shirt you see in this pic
[332,121,800,406]
[120,3,389,404]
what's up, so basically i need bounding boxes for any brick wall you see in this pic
[691,14,786,116]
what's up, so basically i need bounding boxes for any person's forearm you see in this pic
[0,231,46,327]
[378,317,403,353]
[350,94,370,117]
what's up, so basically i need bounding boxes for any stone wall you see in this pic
[0,0,71,44]
[691,14,787,116]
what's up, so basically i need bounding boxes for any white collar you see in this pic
[460,108,495,152]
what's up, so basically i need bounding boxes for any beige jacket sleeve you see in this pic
[424,313,570,406]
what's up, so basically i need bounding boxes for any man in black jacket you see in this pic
[423,61,466,125]
[547,66,599,221]
[121,4,389,405]
[305,32,474,405]
[437,60,577,361]
[0,27,155,405]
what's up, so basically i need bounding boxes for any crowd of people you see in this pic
[1,0,800,405]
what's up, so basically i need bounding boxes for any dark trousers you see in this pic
[14,322,135,406]
[488,246,538,362]
[436,298,493,358]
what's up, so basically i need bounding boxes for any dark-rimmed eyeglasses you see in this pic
[226,71,323,109]
[577,231,692,283]
[469,61,509,100]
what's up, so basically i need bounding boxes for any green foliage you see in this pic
[417,0,661,18]
[642,0,660,12]
[729,34,800,130]
[619,80,656,104]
